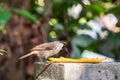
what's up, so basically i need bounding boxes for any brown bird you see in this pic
[18,41,65,61]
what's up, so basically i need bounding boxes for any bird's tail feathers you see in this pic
[18,52,35,60]
[16,52,35,63]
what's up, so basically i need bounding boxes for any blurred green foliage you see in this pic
[0,3,39,32]
[0,7,11,34]
[47,0,120,59]
[13,8,38,23]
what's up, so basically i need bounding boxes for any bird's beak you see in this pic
[63,46,68,52]
[60,41,68,52]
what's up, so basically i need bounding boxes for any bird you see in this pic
[18,41,65,61]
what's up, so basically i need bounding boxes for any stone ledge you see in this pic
[34,62,120,80]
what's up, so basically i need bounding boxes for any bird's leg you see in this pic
[37,55,43,62]
[42,57,48,62]
[33,52,43,62]
[37,55,47,62]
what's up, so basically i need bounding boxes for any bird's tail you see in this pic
[19,52,35,60]
[16,52,35,62]
[16,52,34,62]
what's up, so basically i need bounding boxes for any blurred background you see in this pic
[0,0,120,80]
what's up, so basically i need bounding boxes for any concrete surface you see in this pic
[34,62,120,80]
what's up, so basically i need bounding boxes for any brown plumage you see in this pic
[18,41,64,61]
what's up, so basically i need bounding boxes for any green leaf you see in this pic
[54,0,63,4]
[91,4,105,13]
[49,18,58,26]
[67,24,90,31]
[107,5,120,14]
[71,45,81,58]
[72,35,95,48]
[85,3,105,16]
[0,8,11,26]
[54,23,64,30]
[13,8,38,23]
